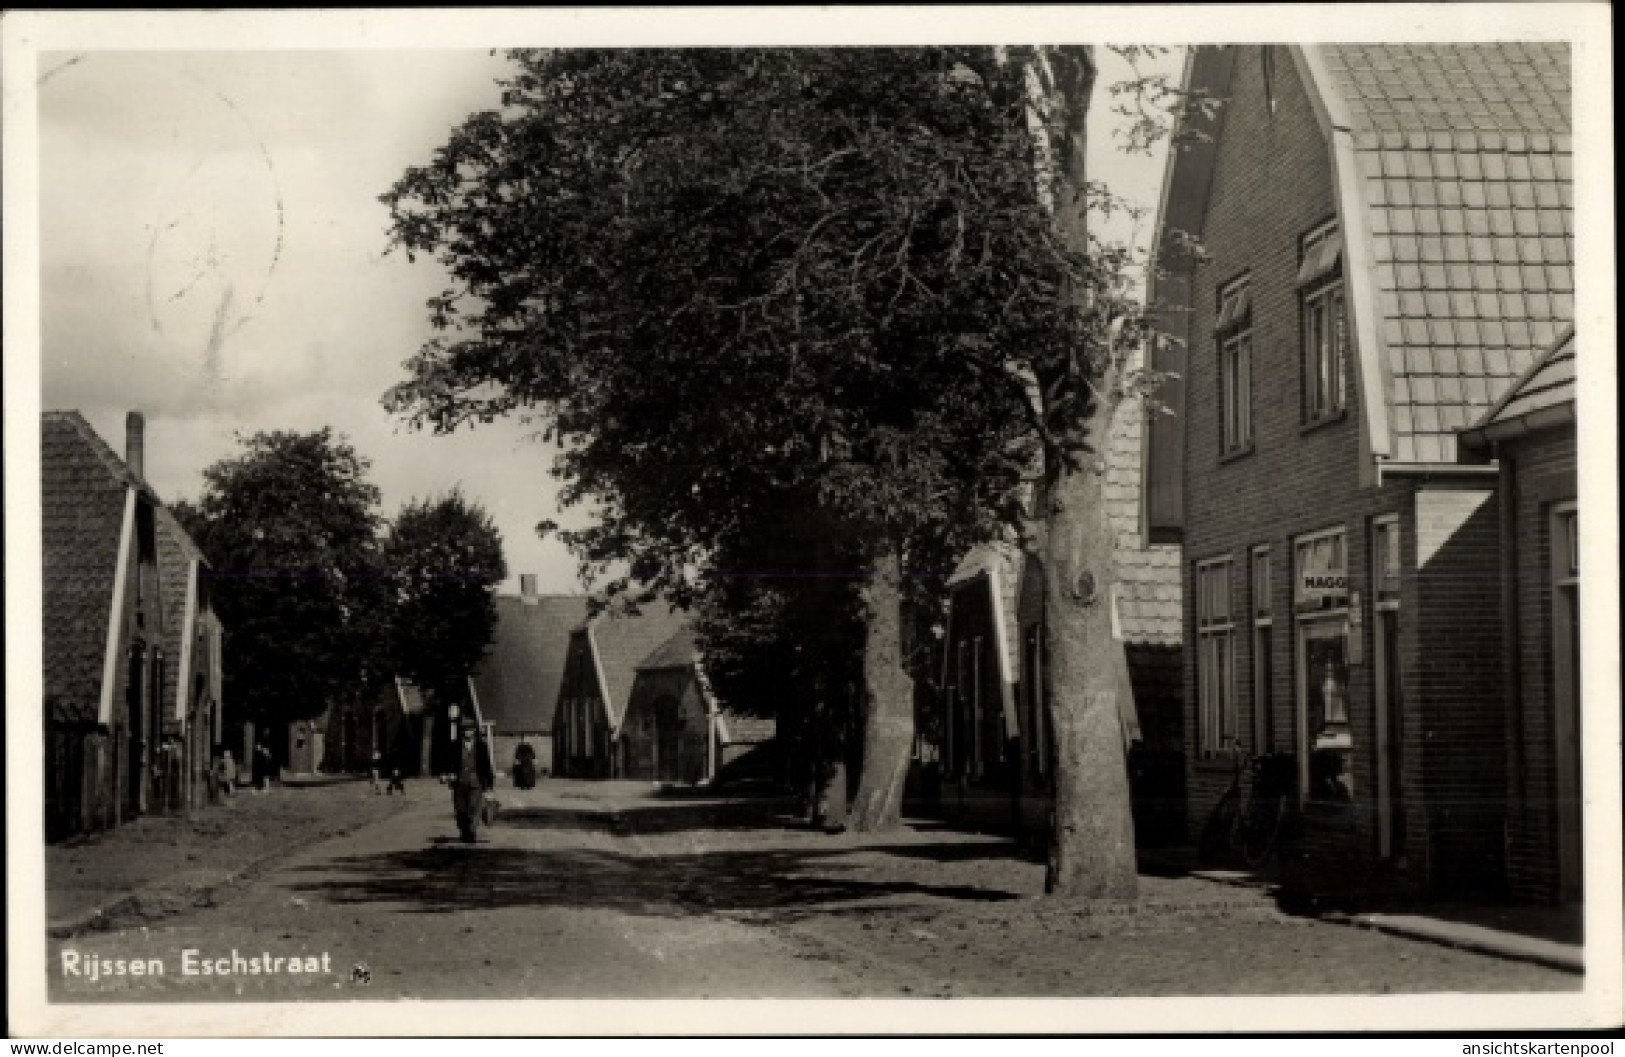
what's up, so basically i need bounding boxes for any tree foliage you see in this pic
[383,47,1170,860]
[380,48,1077,601]
[179,429,385,730]
[382,489,508,703]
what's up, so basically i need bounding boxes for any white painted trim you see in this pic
[466,675,484,726]
[174,559,198,723]
[97,488,138,727]
[585,623,618,738]
[1289,45,1394,481]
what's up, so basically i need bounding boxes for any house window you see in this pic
[1299,221,1347,423]
[1196,557,1236,755]
[1373,517,1402,607]
[1216,275,1254,454]
[1549,502,1582,897]
[1250,546,1273,752]
[1294,527,1353,807]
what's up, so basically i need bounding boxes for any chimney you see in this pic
[520,574,539,605]
[125,411,146,482]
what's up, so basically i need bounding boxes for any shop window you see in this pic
[1215,275,1254,455]
[1196,557,1236,755]
[1299,221,1347,423]
[1294,527,1353,808]
[1373,517,1402,606]
[1250,545,1273,752]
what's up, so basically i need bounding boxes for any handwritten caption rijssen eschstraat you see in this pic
[60,948,333,983]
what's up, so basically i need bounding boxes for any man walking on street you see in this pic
[450,725,495,843]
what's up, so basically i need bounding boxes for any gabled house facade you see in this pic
[1144,44,1572,898]
[620,626,776,785]
[467,576,589,782]
[1459,327,1580,903]
[154,505,225,811]
[44,411,173,838]
[553,605,690,779]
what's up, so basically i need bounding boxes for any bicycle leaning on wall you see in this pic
[1197,743,1298,868]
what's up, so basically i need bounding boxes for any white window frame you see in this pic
[1300,221,1347,423]
[1196,557,1237,756]
[1216,276,1254,454]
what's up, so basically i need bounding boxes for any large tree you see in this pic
[178,429,386,743]
[382,47,1166,887]
[383,489,507,705]
[382,47,1039,831]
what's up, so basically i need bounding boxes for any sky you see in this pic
[33,43,1176,596]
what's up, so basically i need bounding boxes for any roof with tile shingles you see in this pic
[41,411,151,726]
[630,626,776,744]
[580,604,692,730]
[154,505,207,728]
[1460,325,1576,448]
[1314,43,1572,464]
[471,594,590,733]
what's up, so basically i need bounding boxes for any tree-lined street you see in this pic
[47,781,1578,1002]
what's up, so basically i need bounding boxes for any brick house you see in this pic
[467,577,589,782]
[1143,45,1571,897]
[1459,327,1580,903]
[620,626,776,785]
[553,605,689,779]
[938,362,1185,844]
[44,411,180,837]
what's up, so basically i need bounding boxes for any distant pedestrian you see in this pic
[449,726,495,843]
[369,749,383,794]
[215,750,236,798]
[386,766,405,795]
[512,739,537,790]
[253,741,275,794]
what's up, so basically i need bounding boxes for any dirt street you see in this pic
[46,780,1579,1002]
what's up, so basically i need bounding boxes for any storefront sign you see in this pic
[1299,572,1349,600]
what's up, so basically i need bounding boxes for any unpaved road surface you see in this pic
[46,781,1579,1002]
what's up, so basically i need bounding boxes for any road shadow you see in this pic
[499,798,803,837]
[283,839,1022,924]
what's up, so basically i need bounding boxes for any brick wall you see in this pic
[1503,427,1579,901]
[1411,483,1507,894]
[1179,43,1386,842]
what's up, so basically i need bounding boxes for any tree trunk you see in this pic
[1042,402,1138,899]
[848,549,915,832]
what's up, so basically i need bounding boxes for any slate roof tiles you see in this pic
[1317,43,1572,463]
[471,594,591,733]
[1461,325,1576,447]
[583,604,692,730]
[42,411,143,727]
[632,626,776,745]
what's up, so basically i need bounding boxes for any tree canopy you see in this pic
[383,489,507,703]
[177,428,385,730]
[383,46,1167,873]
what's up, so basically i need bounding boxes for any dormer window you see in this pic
[1215,275,1254,455]
[1299,220,1347,423]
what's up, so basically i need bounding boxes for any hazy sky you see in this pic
[36,45,1175,595]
